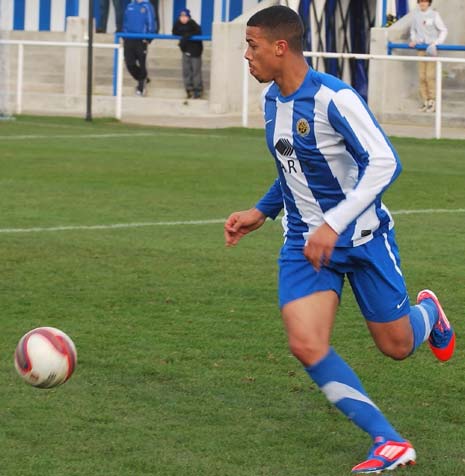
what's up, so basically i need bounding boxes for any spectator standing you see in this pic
[149,0,160,32]
[409,0,447,113]
[123,0,157,96]
[172,9,203,99]
[97,0,126,33]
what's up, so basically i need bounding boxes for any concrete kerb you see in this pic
[120,112,465,140]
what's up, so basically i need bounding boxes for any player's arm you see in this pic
[255,178,283,220]
[434,12,448,45]
[224,208,266,247]
[191,21,201,36]
[224,179,283,247]
[323,89,401,237]
[303,222,338,271]
[304,90,400,270]
[409,18,417,47]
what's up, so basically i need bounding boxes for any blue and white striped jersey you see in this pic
[256,68,401,249]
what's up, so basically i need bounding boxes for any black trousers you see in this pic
[124,39,148,81]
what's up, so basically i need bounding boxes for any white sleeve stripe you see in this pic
[323,89,397,234]
[333,89,394,162]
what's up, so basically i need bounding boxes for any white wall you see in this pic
[0,0,13,31]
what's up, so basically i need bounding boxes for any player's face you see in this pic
[244,26,279,83]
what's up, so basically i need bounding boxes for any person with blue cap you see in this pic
[172,9,203,99]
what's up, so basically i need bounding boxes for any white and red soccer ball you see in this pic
[14,327,77,388]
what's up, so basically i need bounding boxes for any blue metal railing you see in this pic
[112,32,212,96]
[387,42,465,55]
[381,0,387,27]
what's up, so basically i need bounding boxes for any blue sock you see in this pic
[305,347,403,442]
[409,301,437,352]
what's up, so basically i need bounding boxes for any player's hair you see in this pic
[247,6,304,53]
[417,0,432,4]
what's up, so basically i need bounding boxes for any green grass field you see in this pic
[0,116,464,476]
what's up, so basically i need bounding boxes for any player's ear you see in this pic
[275,39,288,57]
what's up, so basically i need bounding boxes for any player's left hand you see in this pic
[304,223,338,271]
[224,208,266,247]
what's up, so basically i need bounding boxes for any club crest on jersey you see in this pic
[296,118,310,137]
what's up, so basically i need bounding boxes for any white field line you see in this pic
[0,219,225,234]
[0,132,226,140]
[392,208,465,215]
[0,208,464,235]
[0,132,154,140]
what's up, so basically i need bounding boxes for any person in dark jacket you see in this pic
[123,0,157,96]
[97,0,127,33]
[172,9,203,99]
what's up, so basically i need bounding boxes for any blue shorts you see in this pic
[278,230,410,322]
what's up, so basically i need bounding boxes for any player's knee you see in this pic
[377,339,411,361]
[288,337,328,365]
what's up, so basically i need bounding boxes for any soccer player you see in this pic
[224,6,455,474]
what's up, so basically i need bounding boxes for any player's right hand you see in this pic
[224,208,266,247]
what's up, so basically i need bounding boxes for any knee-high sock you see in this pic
[305,347,403,442]
[409,301,437,353]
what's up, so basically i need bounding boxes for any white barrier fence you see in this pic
[1,38,464,139]
[0,38,124,119]
[242,51,465,139]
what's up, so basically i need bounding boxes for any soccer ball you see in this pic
[14,327,77,388]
